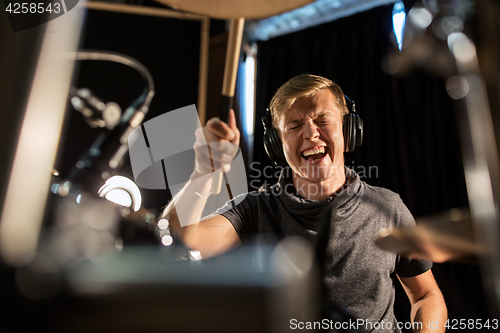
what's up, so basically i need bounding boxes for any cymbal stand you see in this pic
[402,0,500,315]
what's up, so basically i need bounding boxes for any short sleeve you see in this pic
[216,192,255,238]
[392,194,433,276]
[395,256,433,277]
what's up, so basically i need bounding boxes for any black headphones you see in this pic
[261,95,363,166]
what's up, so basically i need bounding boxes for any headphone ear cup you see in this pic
[268,128,287,166]
[262,110,288,166]
[344,113,356,153]
[343,95,363,152]
[355,115,363,147]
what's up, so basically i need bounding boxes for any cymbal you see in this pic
[375,208,490,263]
[155,0,314,19]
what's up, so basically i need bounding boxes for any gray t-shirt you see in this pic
[220,167,432,332]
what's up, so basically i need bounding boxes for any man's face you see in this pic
[279,89,345,183]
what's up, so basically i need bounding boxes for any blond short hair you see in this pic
[269,74,348,128]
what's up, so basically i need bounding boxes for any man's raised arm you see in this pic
[161,109,241,258]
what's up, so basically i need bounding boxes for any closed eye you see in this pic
[285,122,303,131]
[314,116,331,125]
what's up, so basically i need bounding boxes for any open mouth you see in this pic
[301,146,328,161]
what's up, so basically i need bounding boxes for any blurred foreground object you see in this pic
[383,0,500,315]
[0,4,86,266]
[155,0,314,19]
[16,238,321,333]
[375,207,489,263]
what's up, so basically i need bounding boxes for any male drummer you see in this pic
[162,74,447,332]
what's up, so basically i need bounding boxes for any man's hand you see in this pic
[193,109,240,179]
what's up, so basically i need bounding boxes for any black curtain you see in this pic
[255,3,489,329]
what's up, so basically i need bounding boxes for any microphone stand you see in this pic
[61,51,155,196]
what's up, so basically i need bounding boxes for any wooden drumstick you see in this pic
[212,18,245,195]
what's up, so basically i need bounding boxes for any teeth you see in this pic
[303,147,325,157]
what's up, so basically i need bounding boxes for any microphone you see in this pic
[69,86,122,129]
[66,88,155,196]
[59,51,155,197]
